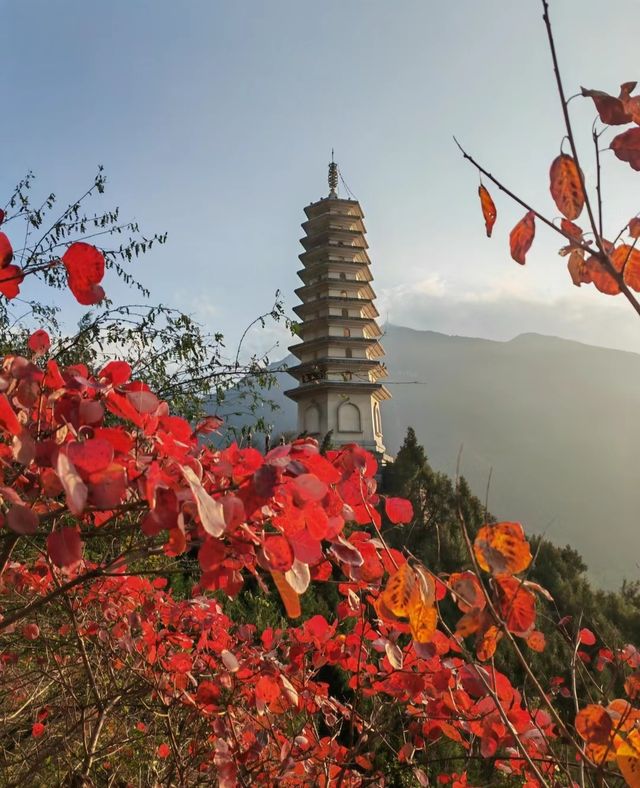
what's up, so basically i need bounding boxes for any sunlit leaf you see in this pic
[382,563,417,617]
[478,184,497,237]
[617,730,640,788]
[182,465,225,537]
[27,329,50,356]
[385,496,413,525]
[61,242,106,305]
[0,232,12,268]
[509,211,536,265]
[549,154,584,220]
[270,569,301,618]
[473,522,532,575]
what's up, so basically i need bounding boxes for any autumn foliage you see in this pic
[1,3,640,785]
[0,306,638,784]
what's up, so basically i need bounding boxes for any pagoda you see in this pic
[285,160,391,457]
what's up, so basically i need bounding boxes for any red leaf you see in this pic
[611,127,640,171]
[182,465,225,537]
[157,743,171,759]
[88,464,127,509]
[6,504,38,535]
[0,394,21,435]
[194,415,223,435]
[68,439,114,475]
[579,627,596,646]
[61,242,106,305]
[629,218,640,239]
[22,623,40,640]
[292,473,328,503]
[125,387,159,414]
[99,360,131,386]
[47,527,83,569]
[620,81,640,124]
[255,675,280,705]
[27,329,51,355]
[495,575,536,635]
[32,722,45,738]
[56,452,88,515]
[198,537,226,571]
[0,265,24,298]
[263,535,294,572]
[581,87,632,125]
[385,497,414,524]
[509,211,536,265]
[0,210,5,226]
[0,232,13,268]
[478,185,497,238]
[549,155,584,220]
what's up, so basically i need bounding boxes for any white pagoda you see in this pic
[285,160,391,457]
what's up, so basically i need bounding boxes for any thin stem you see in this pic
[593,126,604,238]
[454,137,640,319]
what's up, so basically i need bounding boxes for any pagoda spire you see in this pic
[285,163,391,458]
[328,150,338,198]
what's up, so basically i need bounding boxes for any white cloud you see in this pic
[379,275,640,354]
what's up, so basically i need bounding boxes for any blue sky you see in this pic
[3,0,640,357]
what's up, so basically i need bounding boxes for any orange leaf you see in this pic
[561,218,584,242]
[526,630,546,653]
[620,82,640,125]
[450,571,485,613]
[455,607,487,638]
[495,575,537,635]
[617,730,640,788]
[408,567,438,643]
[629,218,640,239]
[509,211,535,265]
[478,185,497,238]
[473,522,532,575]
[270,569,301,618]
[625,673,640,700]
[576,704,613,745]
[579,627,596,646]
[549,154,584,220]
[612,128,640,171]
[382,563,417,618]
[568,249,588,287]
[581,87,632,125]
[585,248,625,295]
[476,624,501,661]
[408,601,438,644]
[621,245,640,291]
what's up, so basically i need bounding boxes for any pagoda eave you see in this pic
[285,380,391,401]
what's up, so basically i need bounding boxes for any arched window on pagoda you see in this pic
[338,401,361,433]
[304,404,321,434]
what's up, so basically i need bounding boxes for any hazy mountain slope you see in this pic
[222,324,640,588]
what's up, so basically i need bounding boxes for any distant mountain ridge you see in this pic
[222,324,640,588]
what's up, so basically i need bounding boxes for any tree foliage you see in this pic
[1,2,640,784]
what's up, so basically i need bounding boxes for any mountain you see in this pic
[220,324,640,588]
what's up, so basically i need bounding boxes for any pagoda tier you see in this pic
[285,165,390,457]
